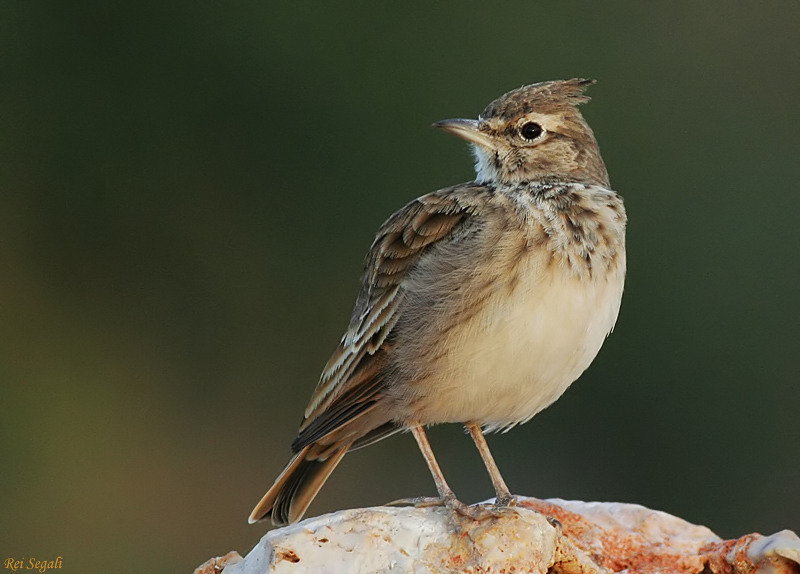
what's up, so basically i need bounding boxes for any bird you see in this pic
[249,78,626,526]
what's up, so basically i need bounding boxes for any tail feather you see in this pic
[248,445,349,525]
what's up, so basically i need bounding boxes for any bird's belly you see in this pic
[414,264,624,429]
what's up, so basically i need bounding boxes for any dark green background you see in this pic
[2,2,798,572]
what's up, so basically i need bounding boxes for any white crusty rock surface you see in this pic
[194,498,800,574]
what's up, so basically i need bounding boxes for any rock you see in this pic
[197,498,800,574]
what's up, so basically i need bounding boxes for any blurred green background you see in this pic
[2,2,798,572]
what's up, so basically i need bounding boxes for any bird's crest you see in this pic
[480,78,596,121]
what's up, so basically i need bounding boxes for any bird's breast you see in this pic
[394,185,626,428]
[412,253,624,428]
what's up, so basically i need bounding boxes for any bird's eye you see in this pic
[519,122,543,141]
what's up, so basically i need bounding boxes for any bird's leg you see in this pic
[465,422,515,506]
[389,425,468,512]
[410,425,465,507]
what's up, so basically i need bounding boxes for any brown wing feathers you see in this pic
[250,187,482,524]
[304,190,475,423]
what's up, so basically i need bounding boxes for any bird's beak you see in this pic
[433,118,494,149]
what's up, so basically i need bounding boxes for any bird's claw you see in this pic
[493,494,519,508]
[386,496,449,508]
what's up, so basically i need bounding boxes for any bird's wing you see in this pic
[292,184,486,451]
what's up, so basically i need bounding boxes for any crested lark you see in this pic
[250,79,626,525]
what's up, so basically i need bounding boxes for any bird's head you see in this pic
[435,78,609,188]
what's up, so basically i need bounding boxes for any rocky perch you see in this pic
[194,497,800,574]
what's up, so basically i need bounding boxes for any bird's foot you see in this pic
[492,494,562,530]
[492,493,519,508]
[386,495,485,517]
[387,495,527,522]
[386,496,449,508]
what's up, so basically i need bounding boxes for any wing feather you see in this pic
[298,185,487,434]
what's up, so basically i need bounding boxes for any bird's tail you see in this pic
[248,445,349,525]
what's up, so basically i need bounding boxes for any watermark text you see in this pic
[3,557,63,572]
